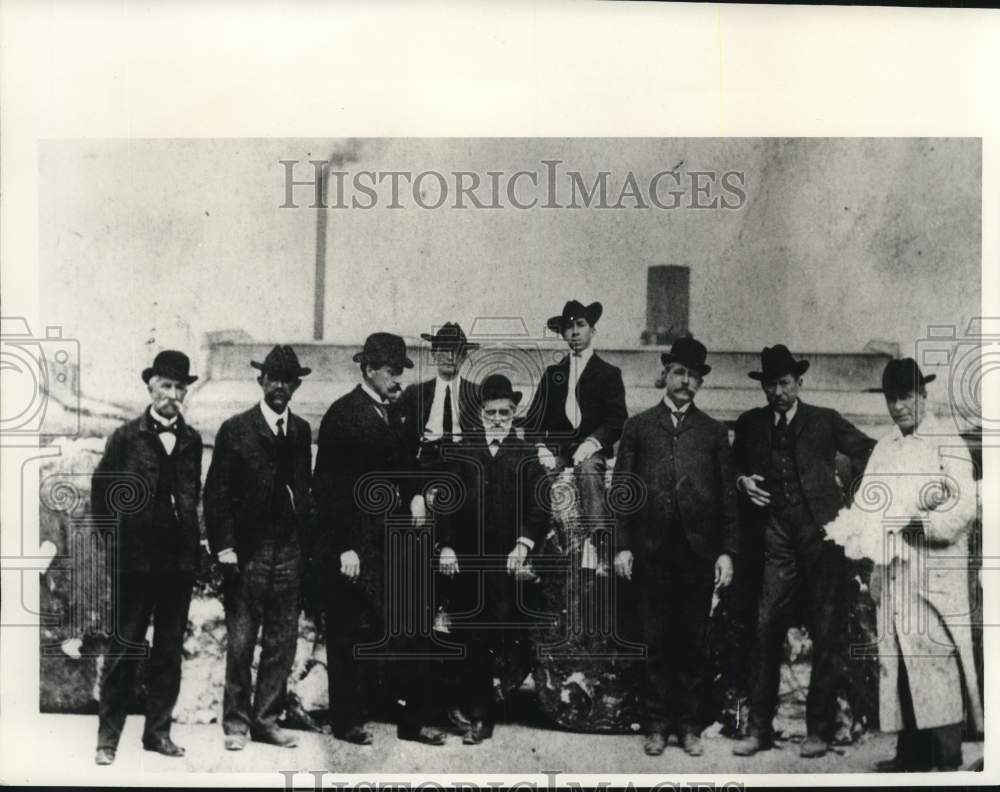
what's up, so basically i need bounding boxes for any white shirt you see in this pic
[258,399,290,436]
[423,376,463,442]
[662,396,692,428]
[150,407,178,454]
[564,346,594,429]
[485,428,509,455]
[774,399,799,426]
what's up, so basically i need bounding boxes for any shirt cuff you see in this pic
[516,536,534,550]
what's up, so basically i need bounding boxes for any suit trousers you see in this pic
[97,569,194,750]
[894,653,963,770]
[636,532,716,737]
[747,504,846,740]
[222,536,302,736]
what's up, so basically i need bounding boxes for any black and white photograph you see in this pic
[0,2,997,789]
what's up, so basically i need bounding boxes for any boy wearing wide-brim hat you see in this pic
[204,345,314,751]
[731,344,875,759]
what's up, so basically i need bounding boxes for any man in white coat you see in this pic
[845,358,982,771]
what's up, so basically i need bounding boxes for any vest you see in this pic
[767,414,806,510]
[151,439,182,568]
[266,429,297,543]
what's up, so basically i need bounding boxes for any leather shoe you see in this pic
[142,736,185,757]
[252,727,299,748]
[732,733,772,756]
[643,733,667,756]
[224,733,248,751]
[874,757,905,772]
[334,725,373,746]
[94,747,116,766]
[800,735,828,758]
[462,720,494,745]
[397,725,447,746]
[682,732,704,757]
[447,707,472,731]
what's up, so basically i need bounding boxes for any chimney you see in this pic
[642,265,690,345]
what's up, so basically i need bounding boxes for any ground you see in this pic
[32,714,984,778]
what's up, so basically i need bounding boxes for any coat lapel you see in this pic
[673,403,700,437]
[791,400,812,439]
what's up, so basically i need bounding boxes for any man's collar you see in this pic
[662,395,692,414]
[569,346,595,365]
[436,374,460,389]
[888,409,944,441]
[774,399,799,425]
[149,405,178,427]
[258,399,290,432]
[360,381,388,406]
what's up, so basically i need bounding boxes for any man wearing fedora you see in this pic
[90,351,203,765]
[524,300,627,552]
[731,344,874,759]
[313,332,447,746]
[398,321,482,467]
[204,345,314,751]
[436,374,550,745]
[611,336,740,758]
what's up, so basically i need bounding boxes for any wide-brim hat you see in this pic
[748,344,810,382]
[142,350,198,385]
[352,332,414,369]
[547,300,603,334]
[250,344,311,379]
[868,357,936,395]
[420,321,480,353]
[479,373,523,406]
[660,336,711,376]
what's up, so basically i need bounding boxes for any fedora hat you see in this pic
[479,373,522,406]
[420,321,480,353]
[251,344,311,379]
[870,357,936,396]
[547,300,603,334]
[748,345,810,382]
[142,350,198,385]
[660,336,711,376]
[352,332,414,370]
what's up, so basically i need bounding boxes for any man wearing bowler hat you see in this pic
[611,336,740,757]
[204,345,314,751]
[731,344,874,758]
[524,300,627,555]
[398,321,482,468]
[313,332,448,746]
[91,351,203,765]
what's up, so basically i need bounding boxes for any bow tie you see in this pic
[154,422,177,434]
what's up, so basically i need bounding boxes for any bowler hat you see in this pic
[748,345,810,382]
[420,322,480,353]
[479,373,522,406]
[142,350,198,385]
[251,344,311,379]
[352,332,414,370]
[660,336,711,376]
[547,300,603,334]
[872,357,936,396]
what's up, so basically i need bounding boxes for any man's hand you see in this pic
[739,474,772,507]
[410,494,428,526]
[507,542,529,574]
[217,548,238,566]
[440,546,460,576]
[536,446,558,470]
[340,549,361,579]
[613,549,634,580]
[714,553,734,589]
[571,438,601,466]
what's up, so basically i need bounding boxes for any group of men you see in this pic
[90,300,981,771]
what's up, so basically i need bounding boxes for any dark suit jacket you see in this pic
[203,404,314,565]
[523,351,627,457]
[613,401,740,562]
[732,400,875,531]
[91,408,203,575]
[396,376,482,461]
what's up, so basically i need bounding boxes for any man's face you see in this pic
[762,373,801,413]
[258,372,300,414]
[663,362,701,407]
[886,389,924,434]
[148,375,187,419]
[431,346,465,380]
[562,318,595,354]
[366,363,404,402]
[481,397,515,434]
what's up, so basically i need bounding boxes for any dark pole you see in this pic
[313,162,328,340]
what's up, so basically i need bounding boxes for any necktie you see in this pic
[489,439,501,457]
[154,422,176,434]
[564,355,581,430]
[672,410,685,429]
[442,385,453,440]
[276,417,285,438]
[776,412,788,430]
[374,402,388,425]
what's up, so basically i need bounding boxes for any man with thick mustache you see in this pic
[313,332,448,746]
[204,345,314,751]
[731,345,875,759]
[91,351,203,765]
